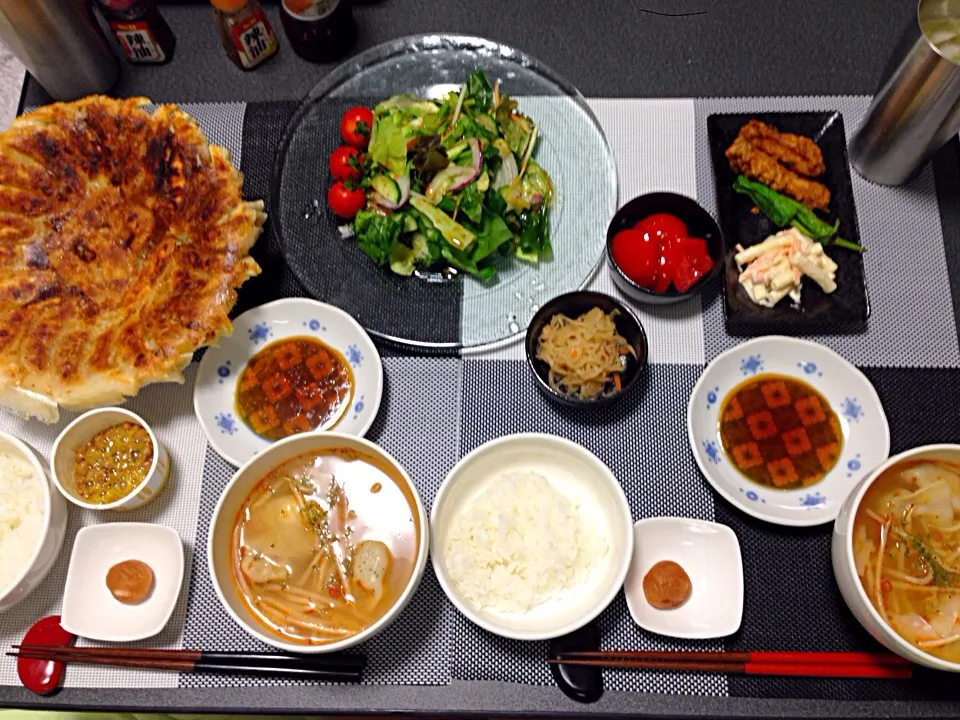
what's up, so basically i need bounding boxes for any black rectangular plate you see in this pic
[706,112,869,335]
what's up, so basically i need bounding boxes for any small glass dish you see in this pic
[623,517,744,639]
[61,523,184,642]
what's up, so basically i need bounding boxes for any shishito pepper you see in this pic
[732,175,864,252]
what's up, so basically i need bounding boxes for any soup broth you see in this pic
[718,373,843,490]
[231,448,419,645]
[853,459,960,663]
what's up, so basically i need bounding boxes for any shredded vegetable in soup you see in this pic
[231,448,419,645]
[853,459,960,662]
[535,307,635,400]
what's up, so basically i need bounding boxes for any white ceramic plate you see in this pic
[430,433,634,641]
[624,517,743,639]
[61,523,184,642]
[688,336,889,527]
[194,298,383,467]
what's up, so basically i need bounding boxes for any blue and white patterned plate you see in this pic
[193,298,383,467]
[687,336,889,527]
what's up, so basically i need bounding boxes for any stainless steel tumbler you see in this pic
[849,0,960,186]
[0,0,119,102]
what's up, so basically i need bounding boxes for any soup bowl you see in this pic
[832,444,960,672]
[208,432,429,653]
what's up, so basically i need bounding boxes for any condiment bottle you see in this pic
[279,0,357,63]
[211,0,279,71]
[95,0,176,65]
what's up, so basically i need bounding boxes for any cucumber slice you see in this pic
[371,175,400,205]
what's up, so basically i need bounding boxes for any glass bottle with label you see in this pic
[279,0,357,63]
[96,0,176,65]
[211,0,279,71]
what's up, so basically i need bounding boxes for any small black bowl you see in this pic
[605,192,725,306]
[524,291,648,408]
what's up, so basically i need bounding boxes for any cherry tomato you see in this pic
[611,228,660,288]
[327,181,365,219]
[339,106,373,148]
[328,145,363,182]
[634,213,688,243]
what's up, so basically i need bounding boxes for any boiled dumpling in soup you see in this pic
[241,492,314,578]
[352,540,391,604]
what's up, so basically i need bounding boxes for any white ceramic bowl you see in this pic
[194,298,384,467]
[430,433,634,641]
[688,336,889,527]
[832,444,960,672]
[61,523,184,642]
[624,517,743,639]
[51,407,170,511]
[0,431,68,612]
[207,432,428,653]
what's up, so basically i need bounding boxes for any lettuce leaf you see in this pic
[354,210,403,266]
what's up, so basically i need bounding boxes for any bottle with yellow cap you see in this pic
[211,0,279,70]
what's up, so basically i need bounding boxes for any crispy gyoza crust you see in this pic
[0,96,264,421]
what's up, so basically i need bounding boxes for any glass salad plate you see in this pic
[271,34,618,352]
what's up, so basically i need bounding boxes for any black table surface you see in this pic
[15,0,960,717]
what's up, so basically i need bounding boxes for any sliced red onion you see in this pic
[492,153,518,189]
[396,173,411,205]
[425,140,481,202]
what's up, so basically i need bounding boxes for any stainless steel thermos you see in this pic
[0,0,119,101]
[850,0,960,186]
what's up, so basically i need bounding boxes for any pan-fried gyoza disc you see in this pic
[0,96,265,421]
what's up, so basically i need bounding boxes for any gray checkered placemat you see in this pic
[4,95,960,706]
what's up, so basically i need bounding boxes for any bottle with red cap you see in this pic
[211,0,279,70]
[279,0,357,63]
[95,0,176,65]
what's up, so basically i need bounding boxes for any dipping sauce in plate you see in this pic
[718,373,842,490]
[106,560,154,604]
[235,336,353,441]
[74,422,153,504]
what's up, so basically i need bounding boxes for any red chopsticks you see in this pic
[548,650,912,680]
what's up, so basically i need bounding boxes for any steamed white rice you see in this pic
[444,470,607,614]
[0,449,45,595]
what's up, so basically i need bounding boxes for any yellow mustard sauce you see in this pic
[74,421,154,504]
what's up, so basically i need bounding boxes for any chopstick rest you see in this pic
[548,622,604,703]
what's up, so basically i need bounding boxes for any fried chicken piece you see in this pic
[739,119,825,177]
[726,136,831,211]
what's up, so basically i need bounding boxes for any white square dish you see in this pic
[61,523,184,642]
[624,517,743,639]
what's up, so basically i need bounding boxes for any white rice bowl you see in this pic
[0,449,47,593]
[431,433,634,641]
[0,432,63,611]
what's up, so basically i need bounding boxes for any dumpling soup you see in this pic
[853,459,960,662]
[231,448,420,645]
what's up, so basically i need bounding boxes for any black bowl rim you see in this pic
[605,191,726,300]
[524,290,649,406]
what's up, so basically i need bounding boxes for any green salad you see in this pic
[331,69,554,282]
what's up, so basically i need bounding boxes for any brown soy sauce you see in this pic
[718,373,843,490]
